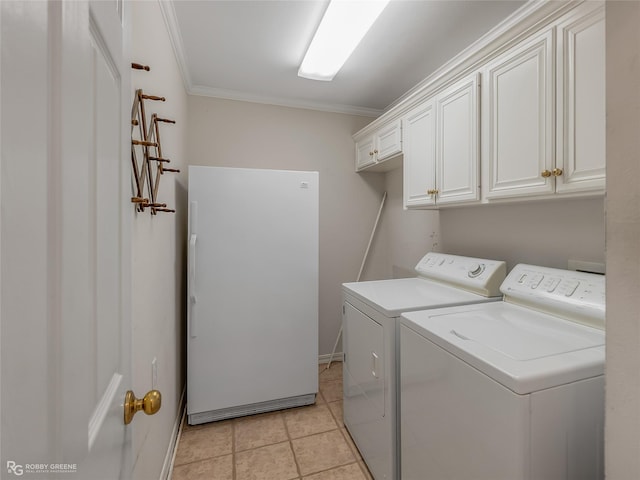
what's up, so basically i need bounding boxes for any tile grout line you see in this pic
[281,410,302,480]
[231,419,237,480]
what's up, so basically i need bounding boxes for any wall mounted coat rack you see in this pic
[130,62,179,214]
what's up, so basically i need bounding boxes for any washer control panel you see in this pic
[415,252,506,297]
[502,264,605,329]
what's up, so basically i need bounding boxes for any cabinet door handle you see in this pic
[541,170,552,178]
[552,168,563,177]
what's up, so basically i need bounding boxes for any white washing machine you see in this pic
[342,252,506,480]
[400,264,605,480]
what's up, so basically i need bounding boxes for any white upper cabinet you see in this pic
[354,2,605,206]
[555,2,605,194]
[436,73,480,205]
[483,28,555,200]
[355,119,402,172]
[356,136,376,170]
[404,73,479,208]
[403,100,436,207]
[482,2,605,201]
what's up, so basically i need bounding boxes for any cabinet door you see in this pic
[356,136,376,171]
[484,29,555,199]
[436,73,480,205]
[375,119,402,161]
[555,3,605,194]
[403,100,436,208]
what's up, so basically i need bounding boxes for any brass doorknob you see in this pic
[541,170,552,178]
[124,389,162,425]
[552,168,563,176]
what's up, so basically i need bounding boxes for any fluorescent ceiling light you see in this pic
[298,0,390,81]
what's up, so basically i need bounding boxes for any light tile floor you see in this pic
[171,362,372,480]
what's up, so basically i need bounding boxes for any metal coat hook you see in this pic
[130,62,179,215]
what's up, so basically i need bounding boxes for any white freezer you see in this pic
[187,166,319,424]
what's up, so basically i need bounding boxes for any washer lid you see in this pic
[342,277,497,318]
[401,302,605,395]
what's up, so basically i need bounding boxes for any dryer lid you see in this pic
[401,302,605,395]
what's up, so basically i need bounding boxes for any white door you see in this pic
[436,73,480,205]
[1,1,133,478]
[484,28,555,200]
[403,100,436,208]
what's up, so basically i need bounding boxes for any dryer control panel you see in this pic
[502,264,605,330]
[415,252,506,297]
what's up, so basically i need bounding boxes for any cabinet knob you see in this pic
[552,168,563,177]
[541,170,552,178]
[369,151,374,156]
[374,149,378,154]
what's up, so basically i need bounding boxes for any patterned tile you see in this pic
[302,462,365,480]
[319,380,343,403]
[319,362,343,384]
[174,420,233,466]
[171,455,233,480]
[234,412,288,452]
[172,363,352,479]
[341,428,362,461]
[327,401,344,427]
[284,404,338,439]
[303,463,366,480]
[358,461,373,480]
[235,441,299,480]
[291,430,355,476]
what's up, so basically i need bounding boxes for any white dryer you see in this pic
[400,264,605,480]
[342,252,506,480]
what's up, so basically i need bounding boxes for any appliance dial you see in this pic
[468,263,485,278]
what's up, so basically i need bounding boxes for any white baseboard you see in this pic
[318,352,343,364]
[161,385,186,480]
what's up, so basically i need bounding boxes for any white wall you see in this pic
[131,3,188,479]
[439,197,605,270]
[363,167,440,280]
[605,1,640,477]
[186,96,385,356]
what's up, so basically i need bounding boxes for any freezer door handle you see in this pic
[189,234,197,338]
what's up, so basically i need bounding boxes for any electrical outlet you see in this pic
[152,357,158,389]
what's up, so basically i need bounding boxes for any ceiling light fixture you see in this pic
[298,0,391,81]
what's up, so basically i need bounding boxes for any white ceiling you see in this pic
[166,0,526,116]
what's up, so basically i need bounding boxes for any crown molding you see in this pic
[157,0,381,118]
[189,84,382,118]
